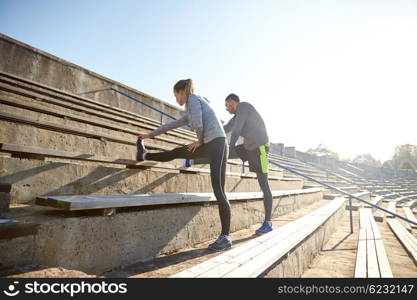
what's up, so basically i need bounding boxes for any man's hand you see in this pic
[138,134,151,139]
[187,141,201,152]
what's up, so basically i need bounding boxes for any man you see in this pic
[223,93,273,235]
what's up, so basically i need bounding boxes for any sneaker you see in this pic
[255,221,272,235]
[208,234,232,251]
[184,159,192,168]
[136,137,148,161]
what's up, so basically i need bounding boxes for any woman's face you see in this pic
[174,89,186,106]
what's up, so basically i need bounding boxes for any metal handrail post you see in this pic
[349,196,353,233]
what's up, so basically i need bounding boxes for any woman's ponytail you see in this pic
[174,79,194,101]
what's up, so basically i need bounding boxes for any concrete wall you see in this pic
[0,190,323,274]
[271,143,284,156]
[0,33,183,122]
[0,190,11,213]
[284,146,296,158]
[262,200,346,277]
[0,157,296,204]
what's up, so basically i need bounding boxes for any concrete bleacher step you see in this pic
[170,197,346,278]
[36,188,322,211]
[0,188,323,274]
[337,167,364,179]
[0,80,288,197]
[354,208,393,278]
[0,110,173,151]
[386,201,397,218]
[395,196,409,204]
[0,82,198,146]
[384,193,401,200]
[269,159,325,176]
[0,71,197,140]
[374,189,390,196]
[0,90,195,152]
[0,141,293,206]
[0,143,179,171]
[364,196,385,222]
[1,73,293,208]
[301,161,357,183]
[407,200,417,209]
[346,164,365,173]
[269,153,312,166]
[301,202,417,277]
[0,143,283,181]
[303,181,354,189]
[0,95,193,147]
[387,219,417,266]
[339,186,361,193]
[281,170,332,181]
[323,193,342,200]
[269,154,336,177]
[0,184,12,213]
[0,73,207,163]
[0,219,39,240]
[344,191,372,211]
[365,195,384,208]
[408,195,417,200]
[102,198,332,277]
[391,188,409,193]
[401,207,417,230]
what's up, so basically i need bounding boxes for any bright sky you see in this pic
[1,0,416,162]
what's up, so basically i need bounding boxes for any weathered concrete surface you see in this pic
[4,266,98,278]
[105,198,331,278]
[0,90,193,143]
[0,34,183,122]
[302,204,417,277]
[0,102,283,177]
[302,210,359,277]
[262,199,346,277]
[0,104,183,153]
[0,190,322,274]
[0,157,295,204]
[0,192,11,212]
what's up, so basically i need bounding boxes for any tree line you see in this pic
[307,144,417,171]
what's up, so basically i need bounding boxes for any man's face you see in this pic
[225,100,237,114]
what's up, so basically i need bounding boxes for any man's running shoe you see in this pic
[208,234,232,251]
[255,221,273,235]
[184,159,192,168]
[136,137,148,161]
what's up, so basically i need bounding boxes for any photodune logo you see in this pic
[3,281,20,297]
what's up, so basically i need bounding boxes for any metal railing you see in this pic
[269,160,417,233]
[77,87,187,127]
[297,158,358,186]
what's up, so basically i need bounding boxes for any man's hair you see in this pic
[225,93,240,103]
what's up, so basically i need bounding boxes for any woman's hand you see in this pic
[138,134,151,139]
[187,141,201,152]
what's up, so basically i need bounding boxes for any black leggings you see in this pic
[256,172,273,222]
[146,137,231,235]
[229,147,273,222]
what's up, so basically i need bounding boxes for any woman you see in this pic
[136,79,231,251]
